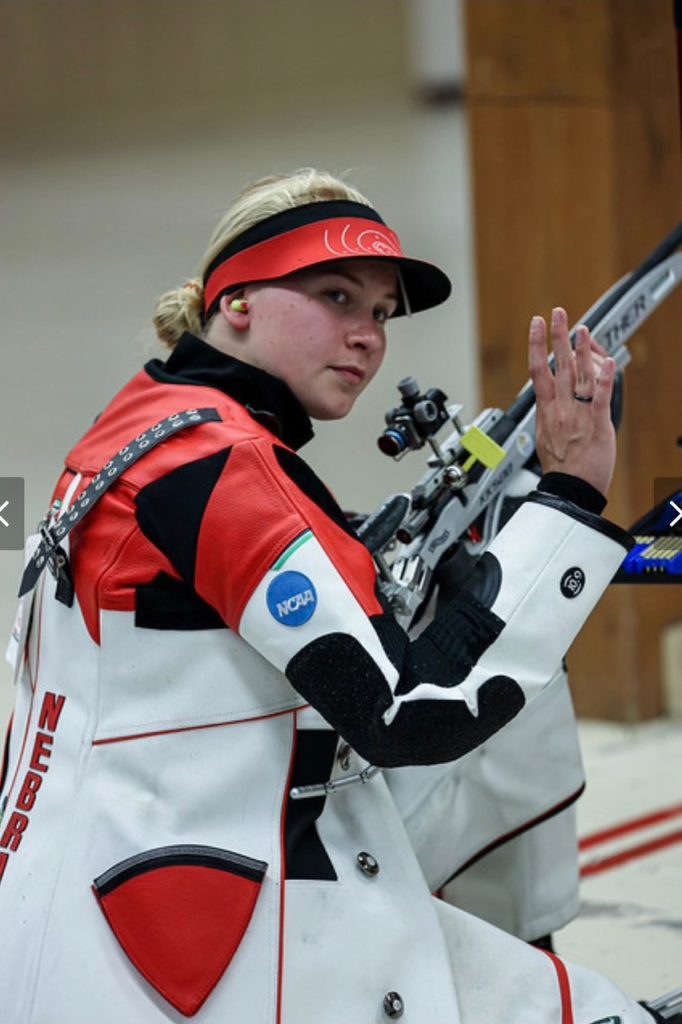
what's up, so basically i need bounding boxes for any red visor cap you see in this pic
[203,208,452,320]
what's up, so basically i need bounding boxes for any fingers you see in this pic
[550,308,576,404]
[573,325,595,399]
[582,325,606,376]
[529,307,614,412]
[528,315,554,402]
[589,335,608,358]
[574,322,614,412]
[530,306,617,495]
[591,354,616,415]
[529,307,579,402]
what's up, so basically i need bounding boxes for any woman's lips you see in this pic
[332,365,365,384]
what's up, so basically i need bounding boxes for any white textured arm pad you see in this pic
[478,491,632,699]
[388,490,632,722]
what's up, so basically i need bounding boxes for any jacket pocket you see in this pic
[93,844,267,1017]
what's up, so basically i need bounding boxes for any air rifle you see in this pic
[358,221,682,630]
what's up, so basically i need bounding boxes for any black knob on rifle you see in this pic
[397,376,419,399]
[356,494,410,554]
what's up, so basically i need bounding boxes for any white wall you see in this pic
[0,2,477,727]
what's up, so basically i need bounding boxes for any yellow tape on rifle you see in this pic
[460,426,507,472]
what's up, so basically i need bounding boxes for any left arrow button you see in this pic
[0,479,24,550]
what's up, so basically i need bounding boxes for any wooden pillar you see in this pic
[464,0,682,719]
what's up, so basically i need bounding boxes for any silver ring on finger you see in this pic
[573,392,594,404]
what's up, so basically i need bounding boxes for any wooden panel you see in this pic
[465,0,682,719]
[466,0,611,100]
[469,102,616,408]
[571,0,682,718]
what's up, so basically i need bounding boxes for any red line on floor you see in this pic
[580,827,682,877]
[578,803,682,851]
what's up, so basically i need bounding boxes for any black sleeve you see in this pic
[538,472,607,515]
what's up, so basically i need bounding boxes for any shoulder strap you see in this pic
[19,407,222,600]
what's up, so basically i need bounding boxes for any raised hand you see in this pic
[529,306,617,498]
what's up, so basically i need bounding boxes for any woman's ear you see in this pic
[219,293,251,332]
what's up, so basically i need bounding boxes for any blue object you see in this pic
[614,490,682,583]
[267,571,318,626]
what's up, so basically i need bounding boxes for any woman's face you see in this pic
[231,259,399,420]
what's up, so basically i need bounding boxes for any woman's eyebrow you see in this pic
[325,268,399,303]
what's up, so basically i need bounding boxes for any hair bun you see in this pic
[152,279,204,349]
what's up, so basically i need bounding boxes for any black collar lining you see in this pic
[144,333,314,451]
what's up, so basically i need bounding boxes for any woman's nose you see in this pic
[346,319,385,354]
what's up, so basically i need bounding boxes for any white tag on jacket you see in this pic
[6,532,41,681]
[7,471,83,678]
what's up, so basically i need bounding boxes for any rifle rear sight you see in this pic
[377,377,456,460]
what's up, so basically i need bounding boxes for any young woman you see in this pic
[0,169,659,1022]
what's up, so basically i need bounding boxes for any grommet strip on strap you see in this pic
[19,407,221,599]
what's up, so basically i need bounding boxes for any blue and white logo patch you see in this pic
[267,571,317,627]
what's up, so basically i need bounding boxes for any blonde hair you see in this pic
[153,168,374,349]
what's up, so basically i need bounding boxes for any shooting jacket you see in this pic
[0,333,650,1022]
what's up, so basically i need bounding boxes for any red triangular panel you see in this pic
[95,863,262,1016]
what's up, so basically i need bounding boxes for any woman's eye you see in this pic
[373,307,390,323]
[325,289,349,306]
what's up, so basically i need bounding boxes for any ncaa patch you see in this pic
[267,571,317,627]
